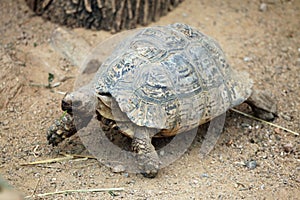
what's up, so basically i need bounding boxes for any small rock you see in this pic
[246,160,257,169]
[2,120,9,126]
[259,3,267,12]
[243,57,252,62]
[281,47,288,53]
[263,155,268,159]
[274,128,281,134]
[241,123,252,129]
[159,150,165,156]
[112,165,126,173]
[200,173,209,178]
[283,143,293,153]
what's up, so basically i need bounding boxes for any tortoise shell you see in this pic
[94,23,252,136]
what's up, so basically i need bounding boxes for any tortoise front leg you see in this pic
[131,126,160,178]
[246,90,278,121]
[47,113,77,146]
[47,93,79,146]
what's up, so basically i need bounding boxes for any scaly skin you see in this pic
[47,113,77,146]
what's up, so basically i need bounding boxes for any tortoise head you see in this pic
[61,87,95,117]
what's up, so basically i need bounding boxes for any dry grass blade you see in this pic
[59,153,96,159]
[20,154,96,166]
[230,108,299,136]
[24,187,125,198]
[20,155,75,165]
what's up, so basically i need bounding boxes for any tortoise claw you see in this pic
[132,134,160,178]
[46,114,77,146]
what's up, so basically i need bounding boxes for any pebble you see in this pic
[200,173,209,178]
[274,128,281,134]
[281,47,288,53]
[243,57,252,62]
[159,150,165,156]
[2,120,9,126]
[259,3,267,12]
[112,164,126,173]
[241,123,252,129]
[283,143,293,153]
[246,160,257,169]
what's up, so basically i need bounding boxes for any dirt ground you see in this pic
[0,0,299,199]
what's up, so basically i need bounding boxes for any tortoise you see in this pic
[47,23,277,178]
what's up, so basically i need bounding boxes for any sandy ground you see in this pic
[0,0,299,199]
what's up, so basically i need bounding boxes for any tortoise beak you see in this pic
[61,99,72,113]
[61,93,74,112]
[61,93,83,113]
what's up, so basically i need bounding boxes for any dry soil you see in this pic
[0,0,299,199]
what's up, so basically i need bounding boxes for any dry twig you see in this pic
[230,108,299,136]
[20,153,96,166]
[24,187,124,198]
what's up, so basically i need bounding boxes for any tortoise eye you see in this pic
[72,100,82,107]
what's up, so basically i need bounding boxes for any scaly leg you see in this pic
[47,113,77,146]
[131,126,160,178]
[246,90,277,121]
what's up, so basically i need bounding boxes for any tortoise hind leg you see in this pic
[131,126,160,178]
[245,90,278,121]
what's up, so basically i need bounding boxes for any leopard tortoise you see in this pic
[47,23,276,178]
